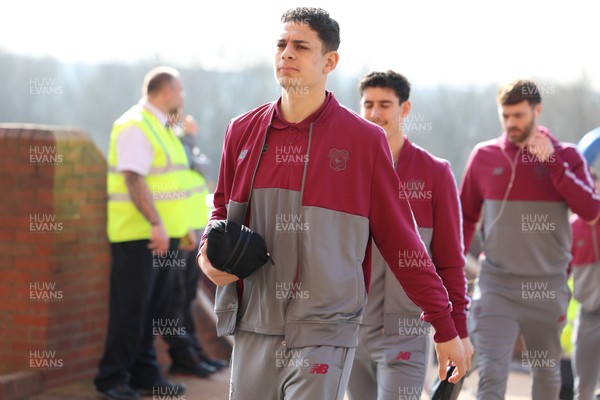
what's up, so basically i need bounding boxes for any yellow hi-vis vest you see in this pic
[186,169,210,230]
[107,105,192,242]
[560,277,579,357]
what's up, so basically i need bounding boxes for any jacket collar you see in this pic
[261,91,339,130]
[397,135,414,161]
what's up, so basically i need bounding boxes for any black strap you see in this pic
[228,226,253,272]
[220,224,251,272]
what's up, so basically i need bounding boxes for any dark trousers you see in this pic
[162,248,203,362]
[94,239,179,391]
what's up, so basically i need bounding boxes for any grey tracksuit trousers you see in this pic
[346,323,429,400]
[470,272,570,400]
[229,330,355,400]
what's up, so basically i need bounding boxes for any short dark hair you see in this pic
[497,79,541,106]
[142,66,180,97]
[281,7,340,53]
[359,70,411,104]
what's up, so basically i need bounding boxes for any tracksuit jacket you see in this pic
[460,126,600,286]
[204,92,458,348]
[364,138,469,338]
[571,215,600,314]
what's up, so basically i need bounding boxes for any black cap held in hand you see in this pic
[205,220,271,279]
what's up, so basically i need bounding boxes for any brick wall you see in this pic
[0,124,230,399]
[0,125,110,395]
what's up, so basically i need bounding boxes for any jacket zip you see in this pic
[243,124,272,224]
[296,123,314,283]
[283,123,314,325]
[484,144,522,236]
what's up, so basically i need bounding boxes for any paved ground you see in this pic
[25,366,534,400]
[25,368,231,400]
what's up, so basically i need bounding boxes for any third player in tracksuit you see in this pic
[461,119,599,399]
[571,213,600,400]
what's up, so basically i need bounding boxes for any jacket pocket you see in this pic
[214,284,239,336]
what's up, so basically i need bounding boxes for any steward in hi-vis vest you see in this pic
[107,104,192,242]
[95,67,188,400]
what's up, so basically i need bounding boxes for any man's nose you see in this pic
[281,44,295,59]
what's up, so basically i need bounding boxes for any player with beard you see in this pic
[460,79,600,400]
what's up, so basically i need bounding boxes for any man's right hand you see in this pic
[198,241,239,286]
[147,223,169,254]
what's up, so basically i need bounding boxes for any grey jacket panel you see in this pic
[573,264,600,313]
[382,227,432,335]
[237,188,301,334]
[375,227,433,335]
[482,200,571,277]
[215,191,374,347]
[284,206,370,348]
[213,200,249,336]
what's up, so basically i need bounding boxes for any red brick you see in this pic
[14,258,55,270]
[0,255,14,272]
[2,299,31,312]
[33,244,53,257]
[1,271,32,283]
[0,283,12,297]
[0,162,23,175]
[35,190,55,204]
[13,314,49,327]
[11,341,40,353]
[2,215,29,229]
[0,230,15,241]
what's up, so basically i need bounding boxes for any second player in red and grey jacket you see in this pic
[363,137,468,338]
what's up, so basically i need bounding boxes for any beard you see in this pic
[507,118,535,145]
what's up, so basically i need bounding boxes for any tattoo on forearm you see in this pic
[123,171,160,225]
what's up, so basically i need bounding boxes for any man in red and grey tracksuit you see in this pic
[570,186,600,400]
[347,71,472,400]
[197,7,466,400]
[460,79,600,400]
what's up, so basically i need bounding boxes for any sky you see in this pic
[2,0,599,88]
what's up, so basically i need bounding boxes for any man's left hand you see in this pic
[434,335,467,384]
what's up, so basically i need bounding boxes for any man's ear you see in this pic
[533,103,542,119]
[401,100,412,119]
[323,51,339,74]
